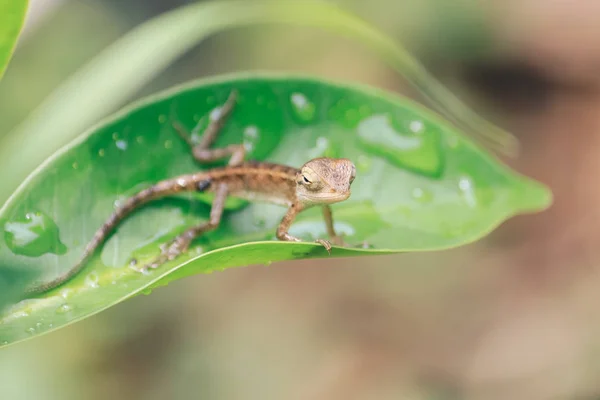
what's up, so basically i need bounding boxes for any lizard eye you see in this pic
[299,167,320,188]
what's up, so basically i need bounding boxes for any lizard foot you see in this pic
[315,238,332,254]
[137,237,190,272]
[315,234,354,254]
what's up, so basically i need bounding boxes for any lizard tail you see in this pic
[26,173,212,294]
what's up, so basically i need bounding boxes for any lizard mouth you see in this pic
[315,191,351,204]
[298,190,351,205]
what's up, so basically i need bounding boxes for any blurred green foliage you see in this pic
[0,0,28,79]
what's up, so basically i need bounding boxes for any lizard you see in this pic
[26,90,356,294]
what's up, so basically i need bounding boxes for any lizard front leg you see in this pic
[321,204,349,247]
[142,183,229,271]
[276,203,333,254]
[172,90,245,167]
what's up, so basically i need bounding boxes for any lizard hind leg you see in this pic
[139,183,229,272]
[171,90,245,167]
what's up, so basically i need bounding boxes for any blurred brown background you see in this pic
[1,0,599,399]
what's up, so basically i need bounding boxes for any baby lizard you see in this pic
[26,90,356,294]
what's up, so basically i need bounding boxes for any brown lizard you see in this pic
[27,90,356,294]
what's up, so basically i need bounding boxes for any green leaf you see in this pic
[0,0,28,80]
[0,74,551,347]
[0,0,518,204]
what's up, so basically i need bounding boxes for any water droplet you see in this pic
[25,327,35,335]
[409,120,424,134]
[115,140,128,151]
[290,93,316,123]
[356,155,372,172]
[4,211,67,257]
[1,341,8,346]
[356,114,443,178]
[136,136,144,144]
[264,260,273,267]
[458,175,477,207]
[12,310,29,319]
[158,114,167,123]
[209,107,222,121]
[244,125,259,139]
[243,125,260,152]
[112,132,119,140]
[56,304,72,314]
[85,271,100,288]
[98,149,105,157]
[411,187,433,203]
[164,140,173,149]
[72,162,78,170]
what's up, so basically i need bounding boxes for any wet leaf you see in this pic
[0,74,551,347]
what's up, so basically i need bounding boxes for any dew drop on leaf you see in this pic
[55,304,72,314]
[85,271,100,289]
[356,114,443,178]
[243,125,260,152]
[3,211,67,257]
[458,175,477,207]
[409,120,424,134]
[290,92,316,123]
[411,187,433,203]
[115,140,128,151]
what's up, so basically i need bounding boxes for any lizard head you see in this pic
[295,157,356,205]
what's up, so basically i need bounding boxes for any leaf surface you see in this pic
[0,74,551,347]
